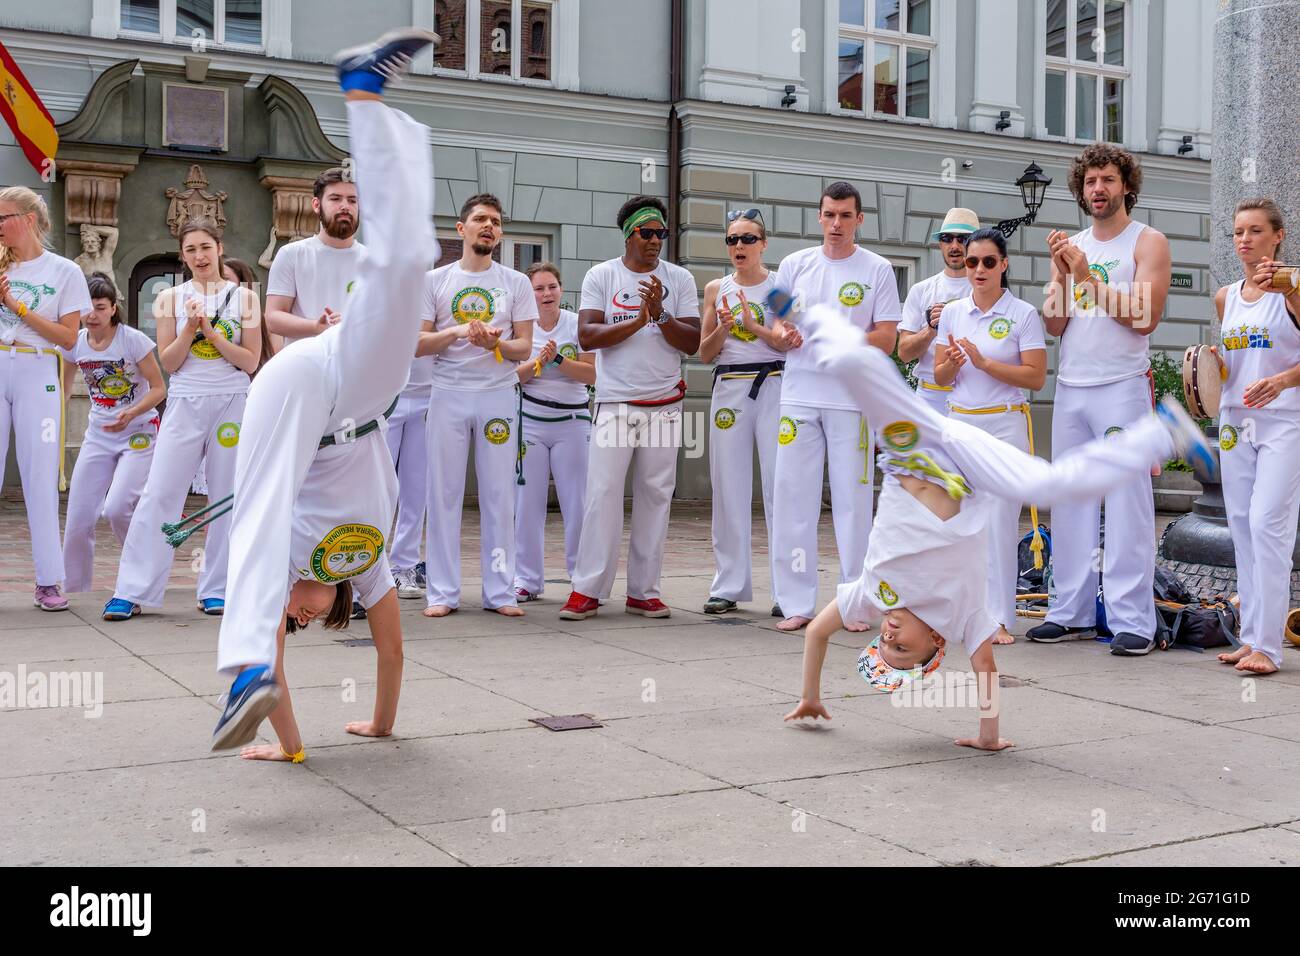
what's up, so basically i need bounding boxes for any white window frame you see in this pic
[886,256,916,302]
[1034,0,1148,148]
[420,0,575,91]
[829,0,940,124]
[103,0,290,56]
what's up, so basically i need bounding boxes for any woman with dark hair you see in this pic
[103,218,261,620]
[933,227,1047,643]
[223,256,277,370]
[1212,198,1300,676]
[61,272,166,591]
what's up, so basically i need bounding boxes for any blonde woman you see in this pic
[0,186,93,610]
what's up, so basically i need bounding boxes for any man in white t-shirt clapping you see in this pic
[559,196,701,620]
[768,182,902,632]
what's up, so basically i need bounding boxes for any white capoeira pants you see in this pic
[217,98,434,675]
[425,384,519,609]
[709,372,780,603]
[770,403,874,619]
[1048,377,1156,639]
[514,409,590,596]
[63,420,158,592]
[384,389,429,573]
[114,393,244,606]
[1220,406,1300,668]
[916,380,953,416]
[0,347,64,585]
[570,401,681,601]
[948,406,1031,628]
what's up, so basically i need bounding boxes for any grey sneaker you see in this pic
[1110,632,1155,656]
[394,569,423,599]
[1157,395,1218,483]
[34,584,68,612]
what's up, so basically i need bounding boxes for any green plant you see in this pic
[1163,458,1192,472]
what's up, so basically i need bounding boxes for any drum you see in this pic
[1270,265,1299,292]
[1286,608,1300,648]
[1182,344,1222,419]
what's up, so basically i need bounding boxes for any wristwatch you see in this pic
[651,310,672,326]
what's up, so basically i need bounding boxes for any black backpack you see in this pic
[1154,598,1240,651]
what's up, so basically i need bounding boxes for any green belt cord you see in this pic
[161,396,400,548]
[884,451,972,501]
[516,385,526,486]
[859,415,871,484]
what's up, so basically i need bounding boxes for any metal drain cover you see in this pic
[337,638,374,647]
[530,714,602,731]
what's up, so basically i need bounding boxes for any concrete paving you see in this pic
[3,498,1300,866]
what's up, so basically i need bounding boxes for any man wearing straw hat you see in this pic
[897,208,978,414]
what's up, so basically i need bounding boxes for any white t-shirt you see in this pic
[65,325,158,428]
[424,261,538,391]
[899,270,971,386]
[0,251,92,348]
[1220,280,1300,413]
[522,309,589,406]
[402,354,435,397]
[288,430,397,609]
[167,281,251,398]
[1057,220,1150,387]
[579,257,700,403]
[714,272,783,366]
[266,235,367,346]
[936,290,1046,409]
[776,245,902,410]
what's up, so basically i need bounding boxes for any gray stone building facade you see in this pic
[1,0,1217,495]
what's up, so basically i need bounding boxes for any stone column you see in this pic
[257,176,319,268]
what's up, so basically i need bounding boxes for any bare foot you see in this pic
[1218,644,1252,664]
[1234,651,1278,675]
[843,620,869,632]
[776,615,811,632]
[493,605,525,617]
[992,627,1014,645]
[346,720,393,738]
[955,737,1015,751]
[240,744,292,762]
[423,605,456,618]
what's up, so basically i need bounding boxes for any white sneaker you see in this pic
[394,569,423,599]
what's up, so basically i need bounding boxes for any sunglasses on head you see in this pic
[636,227,670,241]
[938,233,970,245]
[725,234,761,246]
[965,255,1003,270]
[727,208,763,224]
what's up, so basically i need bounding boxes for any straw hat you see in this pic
[931,207,981,241]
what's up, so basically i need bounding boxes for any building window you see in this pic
[1043,0,1128,142]
[435,0,555,84]
[119,0,263,48]
[837,0,934,121]
[435,231,550,272]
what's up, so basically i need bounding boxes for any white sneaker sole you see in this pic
[396,588,424,600]
[211,683,283,752]
[626,607,671,618]
[558,608,598,620]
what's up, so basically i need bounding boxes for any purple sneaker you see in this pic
[34,584,69,612]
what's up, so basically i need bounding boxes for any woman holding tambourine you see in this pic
[1206,198,1300,675]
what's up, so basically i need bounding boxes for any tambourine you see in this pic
[1286,608,1300,648]
[1182,344,1223,419]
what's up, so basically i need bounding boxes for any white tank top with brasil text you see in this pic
[1057,220,1149,387]
[1219,280,1300,413]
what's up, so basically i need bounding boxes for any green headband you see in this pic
[622,206,665,239]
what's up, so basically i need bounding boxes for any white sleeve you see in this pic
[1017,303,1048,353]
[126,326,157,364]
[871,259,903,326]
[352,561,393,610]
[935,302,955,345]
[57,262,93,320]
[512,270,539,324]
[579,263,605,314]
[418,270,437,328]
[265,243,297,299]
[898,279,926,333]
[671,268,699,320]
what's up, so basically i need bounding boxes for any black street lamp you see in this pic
[994,161,1052,239]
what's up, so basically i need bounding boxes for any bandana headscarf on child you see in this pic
[856,634,945,694]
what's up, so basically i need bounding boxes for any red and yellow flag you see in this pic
[0,40,57,176]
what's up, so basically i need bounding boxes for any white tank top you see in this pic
[168,280,251,398]
[714,272,783,366]
[1219,280,1300,412]
[1057,220,1150,386]
[522,309,589,406]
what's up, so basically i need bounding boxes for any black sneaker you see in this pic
[1110,632,1154,656]
[351,601,367,620]
[703,597,737,615]
[413,561,427,588]
[771,604,783,618]
[1026,621,1094,643]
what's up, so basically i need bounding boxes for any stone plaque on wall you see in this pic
[162,84,228,151]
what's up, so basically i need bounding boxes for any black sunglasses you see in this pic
[727,208,763,223]
[636,227,669,241]
[725,234,761,246]
[965,255,1003,269]
[938,233,970,245]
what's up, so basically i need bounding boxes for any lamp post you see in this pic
[994,161,1052,239]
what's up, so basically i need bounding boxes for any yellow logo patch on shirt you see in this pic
[727,299,767,342]
[876,580,899,607]
[452,286,497,324]
[988,317,1011,340]
[838,282,866,307]
[311,523,384,583]
[190,317,237,360]
[881,420,920,452]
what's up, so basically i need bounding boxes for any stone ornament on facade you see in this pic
[73,223,119,277]
[257,174,320,266]
[165,164,228,237]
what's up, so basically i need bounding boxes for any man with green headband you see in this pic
[559,196,701,621]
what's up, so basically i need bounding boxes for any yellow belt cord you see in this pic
[858,414,871,484]
[2,345,68,491]
[919,381,953,392]
[950,401,1043,569]
[885,451,972,501]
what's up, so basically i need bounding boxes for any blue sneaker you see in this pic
[211,666,282,751]
[335,28,440,95]
[1157,395,1219,483]
[198,597,225,616]
[102,597,141,621]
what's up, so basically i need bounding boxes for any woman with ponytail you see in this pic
[61,272,166,591]
[0,186,93,611]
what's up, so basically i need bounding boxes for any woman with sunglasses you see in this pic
[698,209,799,615]
[0,186,93,611]
[933,228,1047,643]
